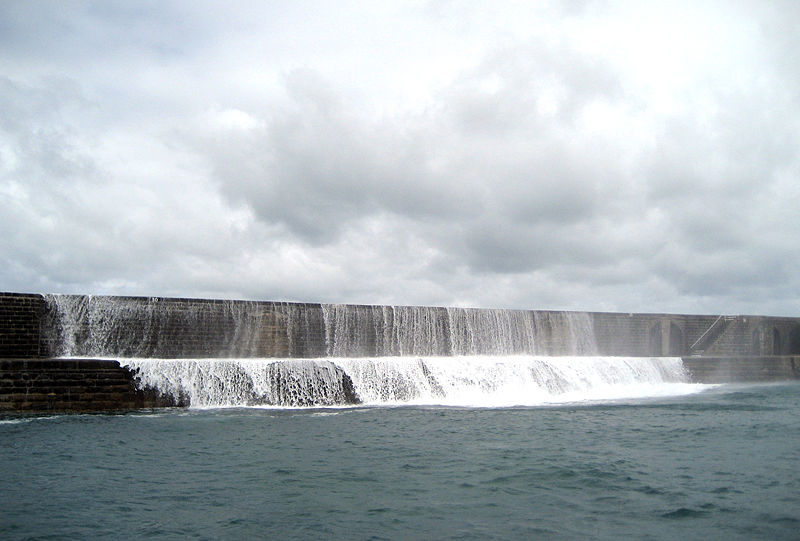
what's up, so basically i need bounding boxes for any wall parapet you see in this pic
[2,292,800,359]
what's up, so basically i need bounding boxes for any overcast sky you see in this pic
[1,1,798,315]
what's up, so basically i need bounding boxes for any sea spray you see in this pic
[333,355,690,406]
[122,356,693,408]
[122,359,359,407]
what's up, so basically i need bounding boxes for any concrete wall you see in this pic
[591,312,800,357]
[3,292,800,359]
[683,356,800,383]
[2,292,800,412]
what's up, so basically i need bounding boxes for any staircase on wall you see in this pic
[688,315,736,355]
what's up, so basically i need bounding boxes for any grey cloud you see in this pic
[0,1,203,63]
[444,40,626,135]
[0,77,95,174]
[203,70,484,245]
[2,1,799,316]
[0,74,259,299]
[459,221,610,274]
[193,21,800,312]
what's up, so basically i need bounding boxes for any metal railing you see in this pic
[690,315,735,353]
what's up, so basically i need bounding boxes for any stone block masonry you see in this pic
[0,358,179,412]
[2,292,800,413]
[38,294,295,358]
[683,356,800,383]
[2,292,800,359]
[0,293,47,358]
[589,312,800,357]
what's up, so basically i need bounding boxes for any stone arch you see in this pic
[788,326,800,355]
[751,328,761,355]
[649,322,662,356]
[668,321,685,355]
[773,328,782,355]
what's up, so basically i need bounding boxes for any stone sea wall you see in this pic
[2,292,799,359]
[0,293,800,358]
[2,292,800,413]
[590,312,800,357]
[682,356,800,383]
[0,293,47,358]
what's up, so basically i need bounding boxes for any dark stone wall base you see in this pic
[682,356,800,383]
[0,359,179,413]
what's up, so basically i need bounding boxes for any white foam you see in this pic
[121,358,354,408]
[120,355,709,408]
[335,355,705,407]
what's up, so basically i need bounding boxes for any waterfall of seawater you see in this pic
[44,294,701,407]
[44,294,278,358]
[121,356,694,408]
[320,304,598,356]
[121,359,358,407]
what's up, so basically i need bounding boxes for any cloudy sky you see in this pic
[1,1,798,315]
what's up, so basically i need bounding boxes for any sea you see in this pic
[2,377,799,540]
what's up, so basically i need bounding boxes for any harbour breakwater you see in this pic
[2,292,800,412]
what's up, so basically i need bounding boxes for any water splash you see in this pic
[335,355,691,406]
[319,304,597,356]
[41,295,696,408]
[122,359,358,407]
[121,356,698,408]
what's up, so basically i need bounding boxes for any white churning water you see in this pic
[45,294,707,408]
[121,356,701,408]
[333,355,695,406]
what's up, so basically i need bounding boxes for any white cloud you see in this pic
[0,0,798,315]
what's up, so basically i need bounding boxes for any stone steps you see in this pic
[0,358,179,412]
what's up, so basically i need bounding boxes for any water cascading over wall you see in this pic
[5,292,800,411]
[43,294,291,358]
[320,304,598,357]
[25,294,697,408]
[42,294,600,359]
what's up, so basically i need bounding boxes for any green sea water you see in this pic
[2,382,799,540]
